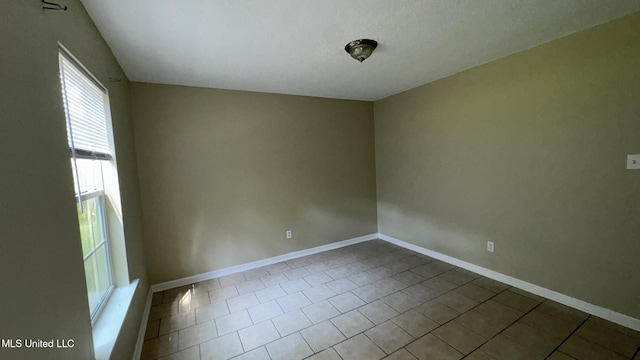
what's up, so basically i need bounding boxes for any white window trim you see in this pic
[59,44,117,325]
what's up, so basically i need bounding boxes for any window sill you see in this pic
[92,279,139,360]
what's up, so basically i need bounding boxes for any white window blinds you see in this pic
[59,52,112,159]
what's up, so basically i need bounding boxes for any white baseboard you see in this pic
[150,233,378,293]
[378,233,640,332]
[131,288,153,360]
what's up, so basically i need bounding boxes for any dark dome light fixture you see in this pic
[344,39,378,63]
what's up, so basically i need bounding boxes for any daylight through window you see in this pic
[59,49,115,321]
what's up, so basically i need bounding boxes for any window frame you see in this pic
[58,45,117,325]
[78,188,115,323]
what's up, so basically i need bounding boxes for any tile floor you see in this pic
[142,240,640,360]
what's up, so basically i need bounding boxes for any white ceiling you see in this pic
[80,0,640,101]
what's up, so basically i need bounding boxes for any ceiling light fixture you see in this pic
[344,39,378,63]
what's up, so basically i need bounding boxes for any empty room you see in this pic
[1,1,639,360]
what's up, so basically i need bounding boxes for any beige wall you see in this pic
[375,12,640,319]
[0,2,148,359]
[130,83,378,284]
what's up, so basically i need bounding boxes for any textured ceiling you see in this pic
[80,0,640,101]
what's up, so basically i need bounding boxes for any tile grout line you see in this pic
[443,286,546,359]
[542,315,590,359]
[146,241,636,360]
[149,246,493,359]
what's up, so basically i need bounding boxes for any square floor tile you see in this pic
[159,311,196,335]
[480,334,540,360]
[142,332,178,360]
[242,267,270,281]
[421,276,458,293]
[454,310,509,339]
[178,319,217,350]
[546,351,578,360]
[179,291,211,312]
[464,349,496,360]
[247,300,283,324]
[393,271,426,286]
[233,346,270,360]
[215,310,252,335]
[414,300,460,325]
[501,321,561,357]
[435,292,479,313]
[590,317,640,340]
[334,333,386,360]
[236,280,265,295]
[144,241,640,360]
[277,292,312,313]
[492,289,540,312]
[152,292,164,306]
[254,285,286,303]
[331,310,375,338]
[559,334,627,360]
[265,332,313,360]
[439,269,474,286]
[575,318,640,357]
[365,321,414,354]
[227,293,260,313]
[281,279,311,294]
[537,301,588,325]
[359,300,399,325]
[200,332,243,360]
[238,321,280,351]
[325,266,356,280]
[384,348,418,360]
[219,273,246,288]
[410,263,446,279]
[306,348,342,360]
[304,272,333,287]
[382,291,422,313]
[402,283,443,303]
[453,283,495,303]
[300,321,346,352]
[352,284,388,303]
[392,310,439,338]
[193,279,221,295]
[328,292,365,313]
[374,277,408,293]
[303,285,337,303]
[265,262,290,275]
[260,274,289,288]
[196,300,229,324]
[271,309,312,336]
[326,278,359,294]
[145,319,160,340]
[432,320,487,355]
[474,300,523,325]
[157,346,200,360]
[149,302,179,322]
[209,286,239,302]
[520,309,580,340]
[302,300,341,324]
[348,271,378,286]
[283,266,311,280]
[470,277,510,293]
[406,334,463,360]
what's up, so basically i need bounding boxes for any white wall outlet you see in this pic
[286,230,292,239]
[627,154,640,170]
[487,241,494,253]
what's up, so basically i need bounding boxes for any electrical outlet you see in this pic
[487,241,494,253]
[286,230,292,239]
[627,154,640,170]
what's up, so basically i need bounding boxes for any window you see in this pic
[59,49,115,321]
